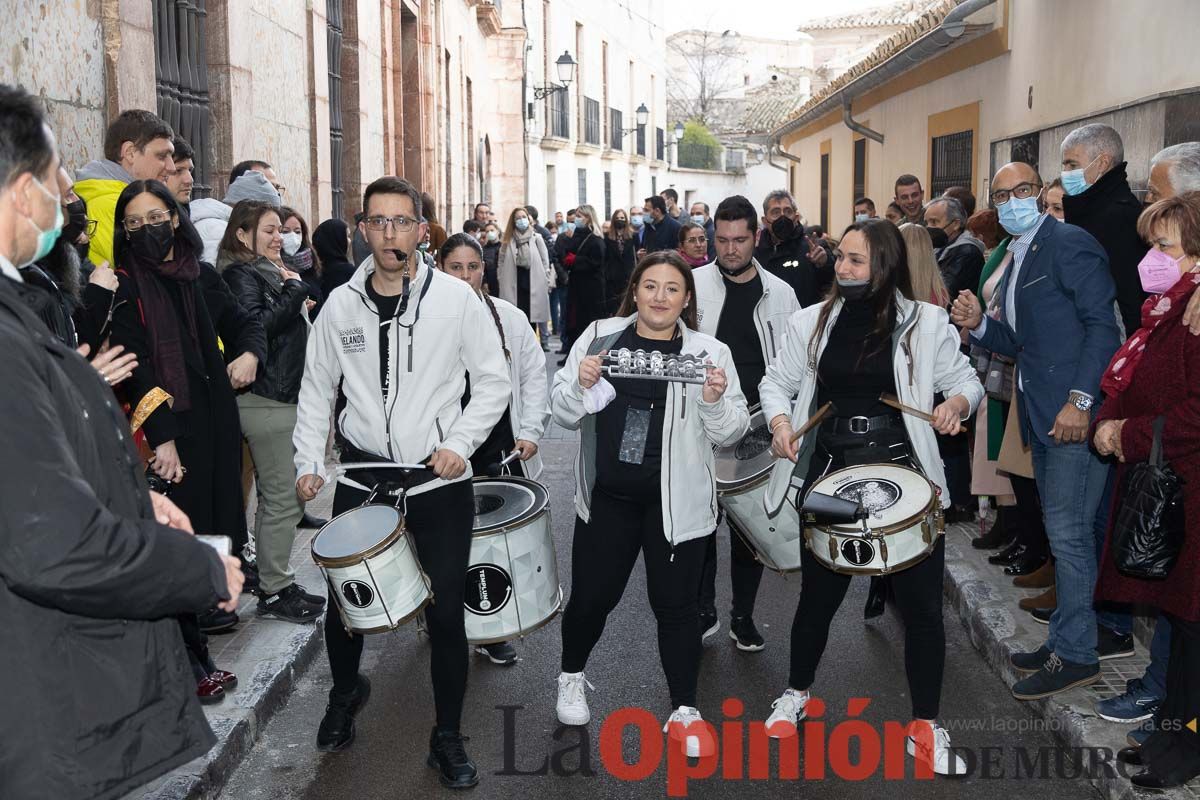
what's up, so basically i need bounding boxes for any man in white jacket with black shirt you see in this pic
[293,177,509,789]
[692,195,800,652]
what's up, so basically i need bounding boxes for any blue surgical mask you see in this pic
[515,218,529,231]
[997,195,1041,235]
[854,213,869,222]
[691,214,705,226]
[1061,155,1099,196]
[631,214,644,228]
[565,222,576,235]
[25,177,64,265]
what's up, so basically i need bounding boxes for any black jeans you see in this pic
[560,485,707,710]
[698,516,764,619]
[324,479,474,731]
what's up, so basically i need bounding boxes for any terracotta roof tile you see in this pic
[800,0,933,31]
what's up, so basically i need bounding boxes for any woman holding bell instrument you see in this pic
[550,251,749,758]
[757,219,983,776]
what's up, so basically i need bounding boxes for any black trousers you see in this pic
[1009,473,1048,557]
[324,479,474,731]
[560,485,707,710]
[698,516,764,619]
[1143,615,1200,784]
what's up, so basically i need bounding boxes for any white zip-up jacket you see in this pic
[486,294,550,479]
[759,293,983,515]
[552,315,751,547]
[293,257,511,496]
[692,260,801,368]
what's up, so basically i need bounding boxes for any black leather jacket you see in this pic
[222,258,309,403]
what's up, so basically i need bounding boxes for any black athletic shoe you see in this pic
[729,615,765,652]
[298,512,329,529]
[294,584,326,607]
[427,727,479,789]
[317,675,371,752]
[198,606,239,634]
[699,611,720,641]
[257,584,323,624]
[475,641,518,665]
[1097,625,1135,661]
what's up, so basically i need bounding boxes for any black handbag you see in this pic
[1111,417,1186,580]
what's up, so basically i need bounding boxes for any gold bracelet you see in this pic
[769,416,790,434]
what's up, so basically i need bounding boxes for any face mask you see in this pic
[997,196,1041,235]
[565,222,576,235]
[925,225,950,250]
[1061,155,1100,196]
[128,221,176,263]
[1137,248,1186,294]
[61,198,88,244]
[486,230,499,243]
[691,214,705,226]
[281,231,303,256]
[418,242,430,252]
[631,215,644,228]
[837,277,871,301]
[771,215,796,240]
[614,219,627,230]
[515,218,529,232]
[854,213,869,222]
[24,177,64,265]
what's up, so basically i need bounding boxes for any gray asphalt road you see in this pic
[221,425,1099,800]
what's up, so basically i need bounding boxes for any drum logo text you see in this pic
[341,580,375,608]
[465,563,513,615]
[840,538,876,566]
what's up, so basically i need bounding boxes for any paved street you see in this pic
[219,346,1100,799]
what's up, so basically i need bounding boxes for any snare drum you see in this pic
[465,477,562,644]
[803,463,943,576]
[716,407,803,573]
[311,504,431,634]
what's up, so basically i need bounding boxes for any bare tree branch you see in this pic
[667,29,742,127]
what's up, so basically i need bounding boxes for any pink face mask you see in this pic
[1137,248,1186,294]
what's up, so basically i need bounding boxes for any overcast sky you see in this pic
[662,0,888,38]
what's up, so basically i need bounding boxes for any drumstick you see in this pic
[788,401,834,444]
[879,393,934,422]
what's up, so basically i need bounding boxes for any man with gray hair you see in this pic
[924,195,985,301]
[1060,123,1148,337]
[1147,141,1200,204]
[754,188,829,306]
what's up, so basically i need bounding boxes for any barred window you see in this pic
[153,0,212,197]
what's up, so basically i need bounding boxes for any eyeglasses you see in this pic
[364,215,418,232]
[990,182,1042,206]
[123,209,172,232]
[683,236,707,246]
[84,218,98,237]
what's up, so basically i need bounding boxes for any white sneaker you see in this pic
[663,706,715,758]
[765,688,809,738]
[555,672,594,726]
[906,720,966,776]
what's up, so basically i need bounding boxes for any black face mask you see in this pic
[837,278,872,302]
[60,199,88,245]
[925,225,950,250]
[128,222,176,263]
[614,219,627,230]
[771,215,797,240]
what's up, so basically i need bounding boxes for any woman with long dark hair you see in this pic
[603,208,636,313]
[550,251,749,759]
[109,179,246,703]
[279,205,323,317]
[757,219,983,776]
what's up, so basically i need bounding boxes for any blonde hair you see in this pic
[899,223,950,306]
[574,204,603,238]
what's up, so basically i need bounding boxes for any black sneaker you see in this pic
[198,606,239,634]
[699,611,720,641]
[298,512,329,530]
[257,584,324,623]
[475,641,518,666]
[729,615,765,652]
[294,584,326,607]
[1011,653,1099,700]
[427,727,479,789]
[317,675,371,752]
[1029,606,1052,625]
[1097,625,1135,661]
[1010,644,1052,673]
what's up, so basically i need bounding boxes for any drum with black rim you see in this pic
[465,477,562,644]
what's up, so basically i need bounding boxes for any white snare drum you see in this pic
[716,407,803,573]
[311,504,431,634]
[804,463,943,576]
[465,477,562,644]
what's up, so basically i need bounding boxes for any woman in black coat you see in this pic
[564,204,608,341]
[603,208,636,314]
[313,217,356,302]
[108,179,246,702]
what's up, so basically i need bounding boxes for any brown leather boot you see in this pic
[1013,559,1055,589]
[1018,585,1056,612]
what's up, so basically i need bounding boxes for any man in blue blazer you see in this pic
[952,161,1121,701]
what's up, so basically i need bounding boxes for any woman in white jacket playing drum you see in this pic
[550,251,749,759]
[758,219,983,776]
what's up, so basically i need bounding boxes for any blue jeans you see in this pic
[549,286,568,336]
[1030,434,1110,666]
[1143,616,1172,698]
[1093,467,1133,635]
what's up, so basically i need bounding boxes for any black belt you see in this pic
[822,412,904,436]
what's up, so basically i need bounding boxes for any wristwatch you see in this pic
[1069,391,1093,412]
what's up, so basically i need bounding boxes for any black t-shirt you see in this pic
[595,326,683,498]
[816,298,896,417]
[365,280,402,399]
[462,372,516,474]
[715,272,765,407]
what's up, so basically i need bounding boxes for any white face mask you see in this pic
[281,231,302,256]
